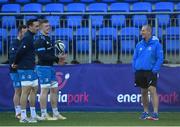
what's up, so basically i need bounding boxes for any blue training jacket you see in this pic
[132,36,163,73]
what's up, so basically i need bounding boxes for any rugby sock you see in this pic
[15,105,21,116]
[52,108,59,116]
[30,107,37,118]
[21,109,27,120]
[41,109,47,117]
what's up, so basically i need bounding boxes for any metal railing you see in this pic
[0,12,180,64]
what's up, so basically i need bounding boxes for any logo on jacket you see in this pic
[148,46,152,50]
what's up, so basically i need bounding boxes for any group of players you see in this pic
[9,19,66,123]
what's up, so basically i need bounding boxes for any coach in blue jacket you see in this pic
[132,25,163,121]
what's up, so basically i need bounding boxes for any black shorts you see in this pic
[134,70,157,89]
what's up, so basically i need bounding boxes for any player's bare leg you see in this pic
[13,88,21,118]
[20,86,31,120]
[50,87,66,120]
[141,88,149,112]
[40,88,49,117]
[29,86,38,119]
[148,86,159,113]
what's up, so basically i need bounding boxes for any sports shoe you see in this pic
[29,117,37,123]
[15,113,21,119]
[139,112,150,120]
[19,117,29,123]
[149,112,159,121]
[41,114,58,121]
[34,114,44,121]
[53,114,66,120]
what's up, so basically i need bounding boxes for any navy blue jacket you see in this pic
[9,38,21,72]
[13,30,36,70]
[132,36,163,73]
[34,34,59,66]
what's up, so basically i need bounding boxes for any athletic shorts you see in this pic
[134,70,158,89]
[10,73,21,88]
[35,66,58,88]
[17,69,38,87]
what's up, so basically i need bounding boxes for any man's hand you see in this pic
[58,54,67,65]
[11,63,18,69]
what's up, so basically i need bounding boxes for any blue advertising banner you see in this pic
[0,64,180,111]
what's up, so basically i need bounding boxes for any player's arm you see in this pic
[132,45,138,72]
[34,39,59,63]
[13,36,31,65]
[152,42,164,73]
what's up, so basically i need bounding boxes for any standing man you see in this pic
[12,19,40,123]
[9,25,27,119]
[132,25,163,120]
[34,19,66,120]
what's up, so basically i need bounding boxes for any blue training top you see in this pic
[132,36,163,73]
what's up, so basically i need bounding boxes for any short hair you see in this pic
[26,18,39,27]
[39,19,49,26]
[18,25,27,32]
[143,24,152,33]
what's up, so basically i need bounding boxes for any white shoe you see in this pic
[53,114,66,120]
[41,114,58,121]
[19,117,29,123]
[29,117,37,123]
[34,114,44,121]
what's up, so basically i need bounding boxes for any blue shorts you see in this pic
[17,70,38,87]
[35,66,58,88]
[10,73,21,88]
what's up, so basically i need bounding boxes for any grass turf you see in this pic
[0,112,180,126]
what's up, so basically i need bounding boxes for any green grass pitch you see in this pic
[0,112,180,126]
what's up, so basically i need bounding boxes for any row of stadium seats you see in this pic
[1,0,180,4]
[1,2,180,13]
[0,15,179,28]
[0,27,179,40]
[0,27,179,53]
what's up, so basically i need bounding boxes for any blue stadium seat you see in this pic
[44,4,63,27]
[176,2,180,11]
[165,27,180,52]
[154,2,174,12]
[58,0,73,3]
[120,27,139,52]
[75,28,96,52]
[110,3,129,12]
[88,3,108,27]
[0,28,8,40]
[132,15,148,27]
[23,3,42,20]
[44,3,64,12]
[67,3,86,27]
[110,3,129,27]
[80,0,95,2]
[1,4,21,13]
[2,16,16,28]
[152,27,163,39]
[154,2,174,26]
[98,27,117,52]
[0,0,8,4]
[37,0,51,3]
[9,29,18,40]
[155,15,171,27]
[101,0,116,2]
[132,2,152,12]
[45,16,60,27]
[124,0,138,2]
[15,0,31,3]
[54,28,73,52]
